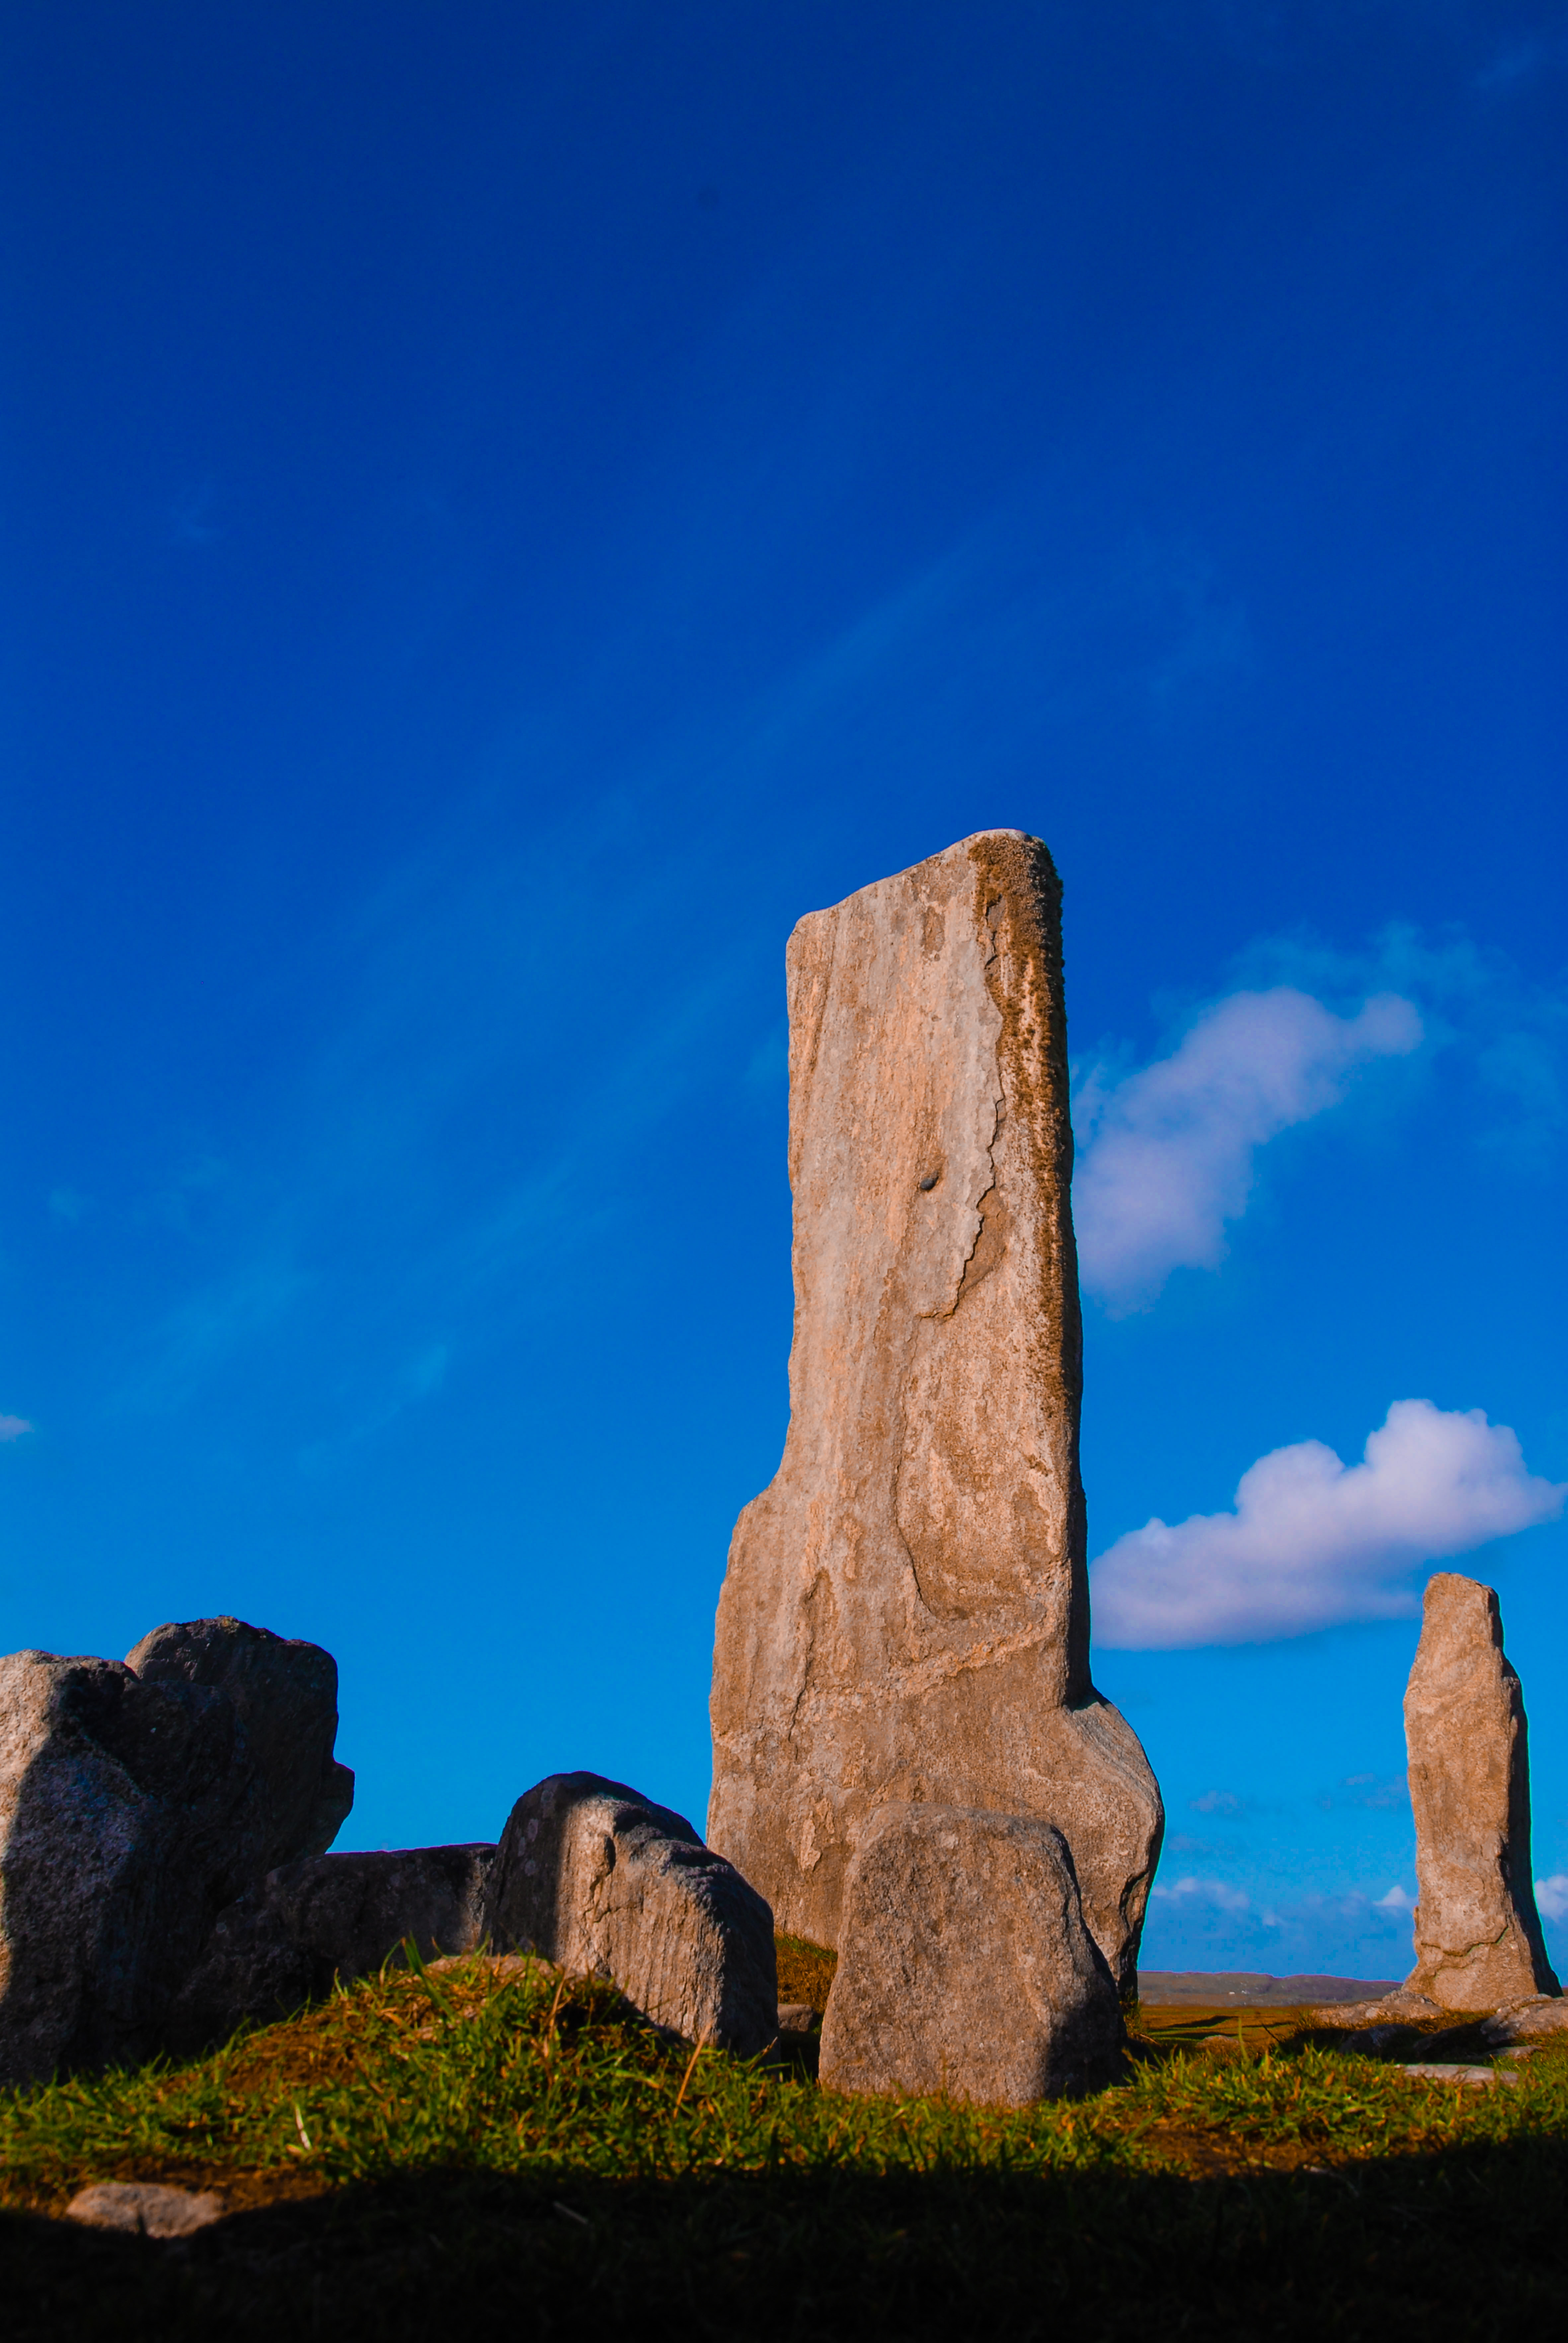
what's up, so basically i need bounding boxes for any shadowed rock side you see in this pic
[126,1617,354,1864]
[1403,1573,1559,2011]
[488,1773,778,2055]
[169,1844,496,2051]
[818,1804,1123,2103]
[708,830,1162,1989]
[0,1619,353,2085]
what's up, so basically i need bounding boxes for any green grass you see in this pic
[3,1951,1566,2338]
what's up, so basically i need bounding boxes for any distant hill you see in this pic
[1138,1971,1397,2006]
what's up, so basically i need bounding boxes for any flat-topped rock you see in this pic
[709,833,1162,1992]
[1402,1575,1559,2012]
[66,2181,226,2237]
[817,1803,1123,2104]
[169,1842,495,2050]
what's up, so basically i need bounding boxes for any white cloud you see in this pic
[1092,1398,1565,1649]
[0,1414,33,1443]
[1536,1876,1568,1924]
[1151,1877,1251,1914]
[1073,986,1422,1311]
[1374,1884,1415,1915]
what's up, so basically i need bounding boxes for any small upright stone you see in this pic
[708,832,1162,1990]
[487,1773,778,2055]
[817,1804,1122,2104]
[1403,1574,1559,2011]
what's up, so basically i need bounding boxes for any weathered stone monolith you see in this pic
[817,1804,1123,2103]
[1403,1573,1559,2011]
[708,831,1162,1991]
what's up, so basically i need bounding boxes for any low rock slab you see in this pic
[170,1844,495,2050]
[817,1803,1122,2105]
[1481,1997,1568,2045]
[487,1773,777,2056]
[65,2182,225,2238]
[1307,1993,1443,2027]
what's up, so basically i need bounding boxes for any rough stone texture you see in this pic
[708,831,1162,1991]
[1308,1993,1442,2027]
[487,1773,778,2055]
[817,1803,1123,2104]
[125,1617,354,1864]
[0,1620,353,2084]
[169,1844,495,2051]
[1403,1574,1560,2012]
[65,2182,226,2238]
[1481,1998,1568,2046]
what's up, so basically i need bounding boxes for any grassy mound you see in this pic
[2,1948,1566,2337]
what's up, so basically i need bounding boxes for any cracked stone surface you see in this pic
[707,831,1162,1991]
[1403,1573,1560,2012]
[487,1773,778,2055]
[817,1803,1124,2104]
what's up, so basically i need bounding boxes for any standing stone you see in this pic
[817,1804,1123,2103]
[1403,1573,1559,2011]
[0,1619,353,2084]
[169,1843,496,2051]
[708,831,1162,1991]
[487,1773,778,2054]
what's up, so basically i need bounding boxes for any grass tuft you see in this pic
[2,1953,1566,2336]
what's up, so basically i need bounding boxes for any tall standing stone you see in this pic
[1403,1572,1559,2011]
[708,831,1162,1991]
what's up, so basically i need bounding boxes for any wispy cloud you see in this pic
[1073,986,1422,1311]
[1152,1876,1251,1915]
[1091,1398,1565,1649]
[0,1414,34,1443]
[1536,1876,1568,1924]
[1374,1884,1415,1915]
[1073,925,1568,1312]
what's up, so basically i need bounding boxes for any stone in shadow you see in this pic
[170,1844,496,2050]
[0,1618,353,2084]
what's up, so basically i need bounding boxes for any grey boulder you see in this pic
[0,1618,353,2084]
[487,1773,777,2055]
[1480,1998,1568,2046]
[817,1803,1123,2105]
[170,1843,495,2050]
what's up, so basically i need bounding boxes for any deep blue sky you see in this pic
[3,2,1565,1977]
